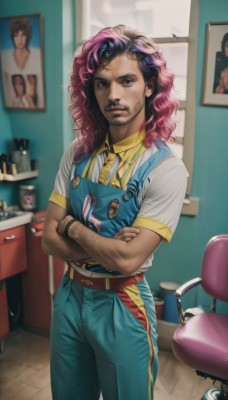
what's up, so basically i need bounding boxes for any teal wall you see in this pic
[0,87,14,202]
[0,0,75,208]
[0,0,227,312]
[148,0,228,314]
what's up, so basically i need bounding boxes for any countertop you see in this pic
[0,211,34,231]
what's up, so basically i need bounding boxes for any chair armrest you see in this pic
[175,277,202,298]
[175,277,202,324]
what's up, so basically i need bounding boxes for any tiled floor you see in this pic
[0,330,51,400]
[0,328,217,400]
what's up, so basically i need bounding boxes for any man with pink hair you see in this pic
[42,25,187,400]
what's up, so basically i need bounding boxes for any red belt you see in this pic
[66,266,144,290]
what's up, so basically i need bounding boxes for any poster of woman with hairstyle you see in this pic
[202,22,228,106]
[0,14,45,110]
[213,32,228,94]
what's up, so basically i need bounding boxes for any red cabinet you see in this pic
[23,230,65,334]
[0,281,9,351]
[0,225,27,280]
[0,225,27,349]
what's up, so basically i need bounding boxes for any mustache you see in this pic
[104,101,127,112]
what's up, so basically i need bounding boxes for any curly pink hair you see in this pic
[69,25,178,157]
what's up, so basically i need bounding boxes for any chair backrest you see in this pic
[201,234,228,302]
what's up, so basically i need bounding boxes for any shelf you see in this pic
[0,171,39,182]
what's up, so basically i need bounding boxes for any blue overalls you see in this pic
[50,141,172,400]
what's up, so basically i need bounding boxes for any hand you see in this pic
[57,216,97,265]
[105,227,140,272]
[114,227,140,242]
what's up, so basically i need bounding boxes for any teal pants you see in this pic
[50,274,158,400]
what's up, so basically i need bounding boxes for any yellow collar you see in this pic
[97,131,146,160]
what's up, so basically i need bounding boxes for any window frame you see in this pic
[75,0,199,215]
[154,0,199,215]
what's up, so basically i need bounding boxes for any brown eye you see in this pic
[94,80,108,89]
[122,79,133,86]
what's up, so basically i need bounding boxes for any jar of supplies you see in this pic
[19,185,37,211]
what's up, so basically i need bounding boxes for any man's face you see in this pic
[93,53,153,135]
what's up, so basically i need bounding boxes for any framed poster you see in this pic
[202,22,228,106]
[0,13,46,110]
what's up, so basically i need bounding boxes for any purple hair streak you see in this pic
[69,25,178,157]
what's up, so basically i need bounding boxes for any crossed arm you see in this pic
[42,202,162,276]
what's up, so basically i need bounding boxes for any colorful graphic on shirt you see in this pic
[82,194,101,233]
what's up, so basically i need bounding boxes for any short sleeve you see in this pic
[133,156,188,241]
[49,140,76,210]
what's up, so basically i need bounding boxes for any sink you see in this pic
[0,211,26,221]
[0,210,33,231]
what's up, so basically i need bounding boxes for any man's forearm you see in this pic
[41,202,92,263]
[69,221,131,274]
[41,226,90,262]
[61,218,161,275]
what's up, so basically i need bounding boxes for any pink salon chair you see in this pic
[172,235,228,400]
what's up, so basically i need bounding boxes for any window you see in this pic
[76,0,191,41]
[75,0,199,215]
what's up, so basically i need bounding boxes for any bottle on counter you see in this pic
[19,185,37,211]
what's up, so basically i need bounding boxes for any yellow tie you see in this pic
[98,152,117,184]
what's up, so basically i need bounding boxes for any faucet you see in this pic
[0,201,8,218]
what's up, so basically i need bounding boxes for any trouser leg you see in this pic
[50,275,100,400]
[86,278,158,400]
[50,274,158,400]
